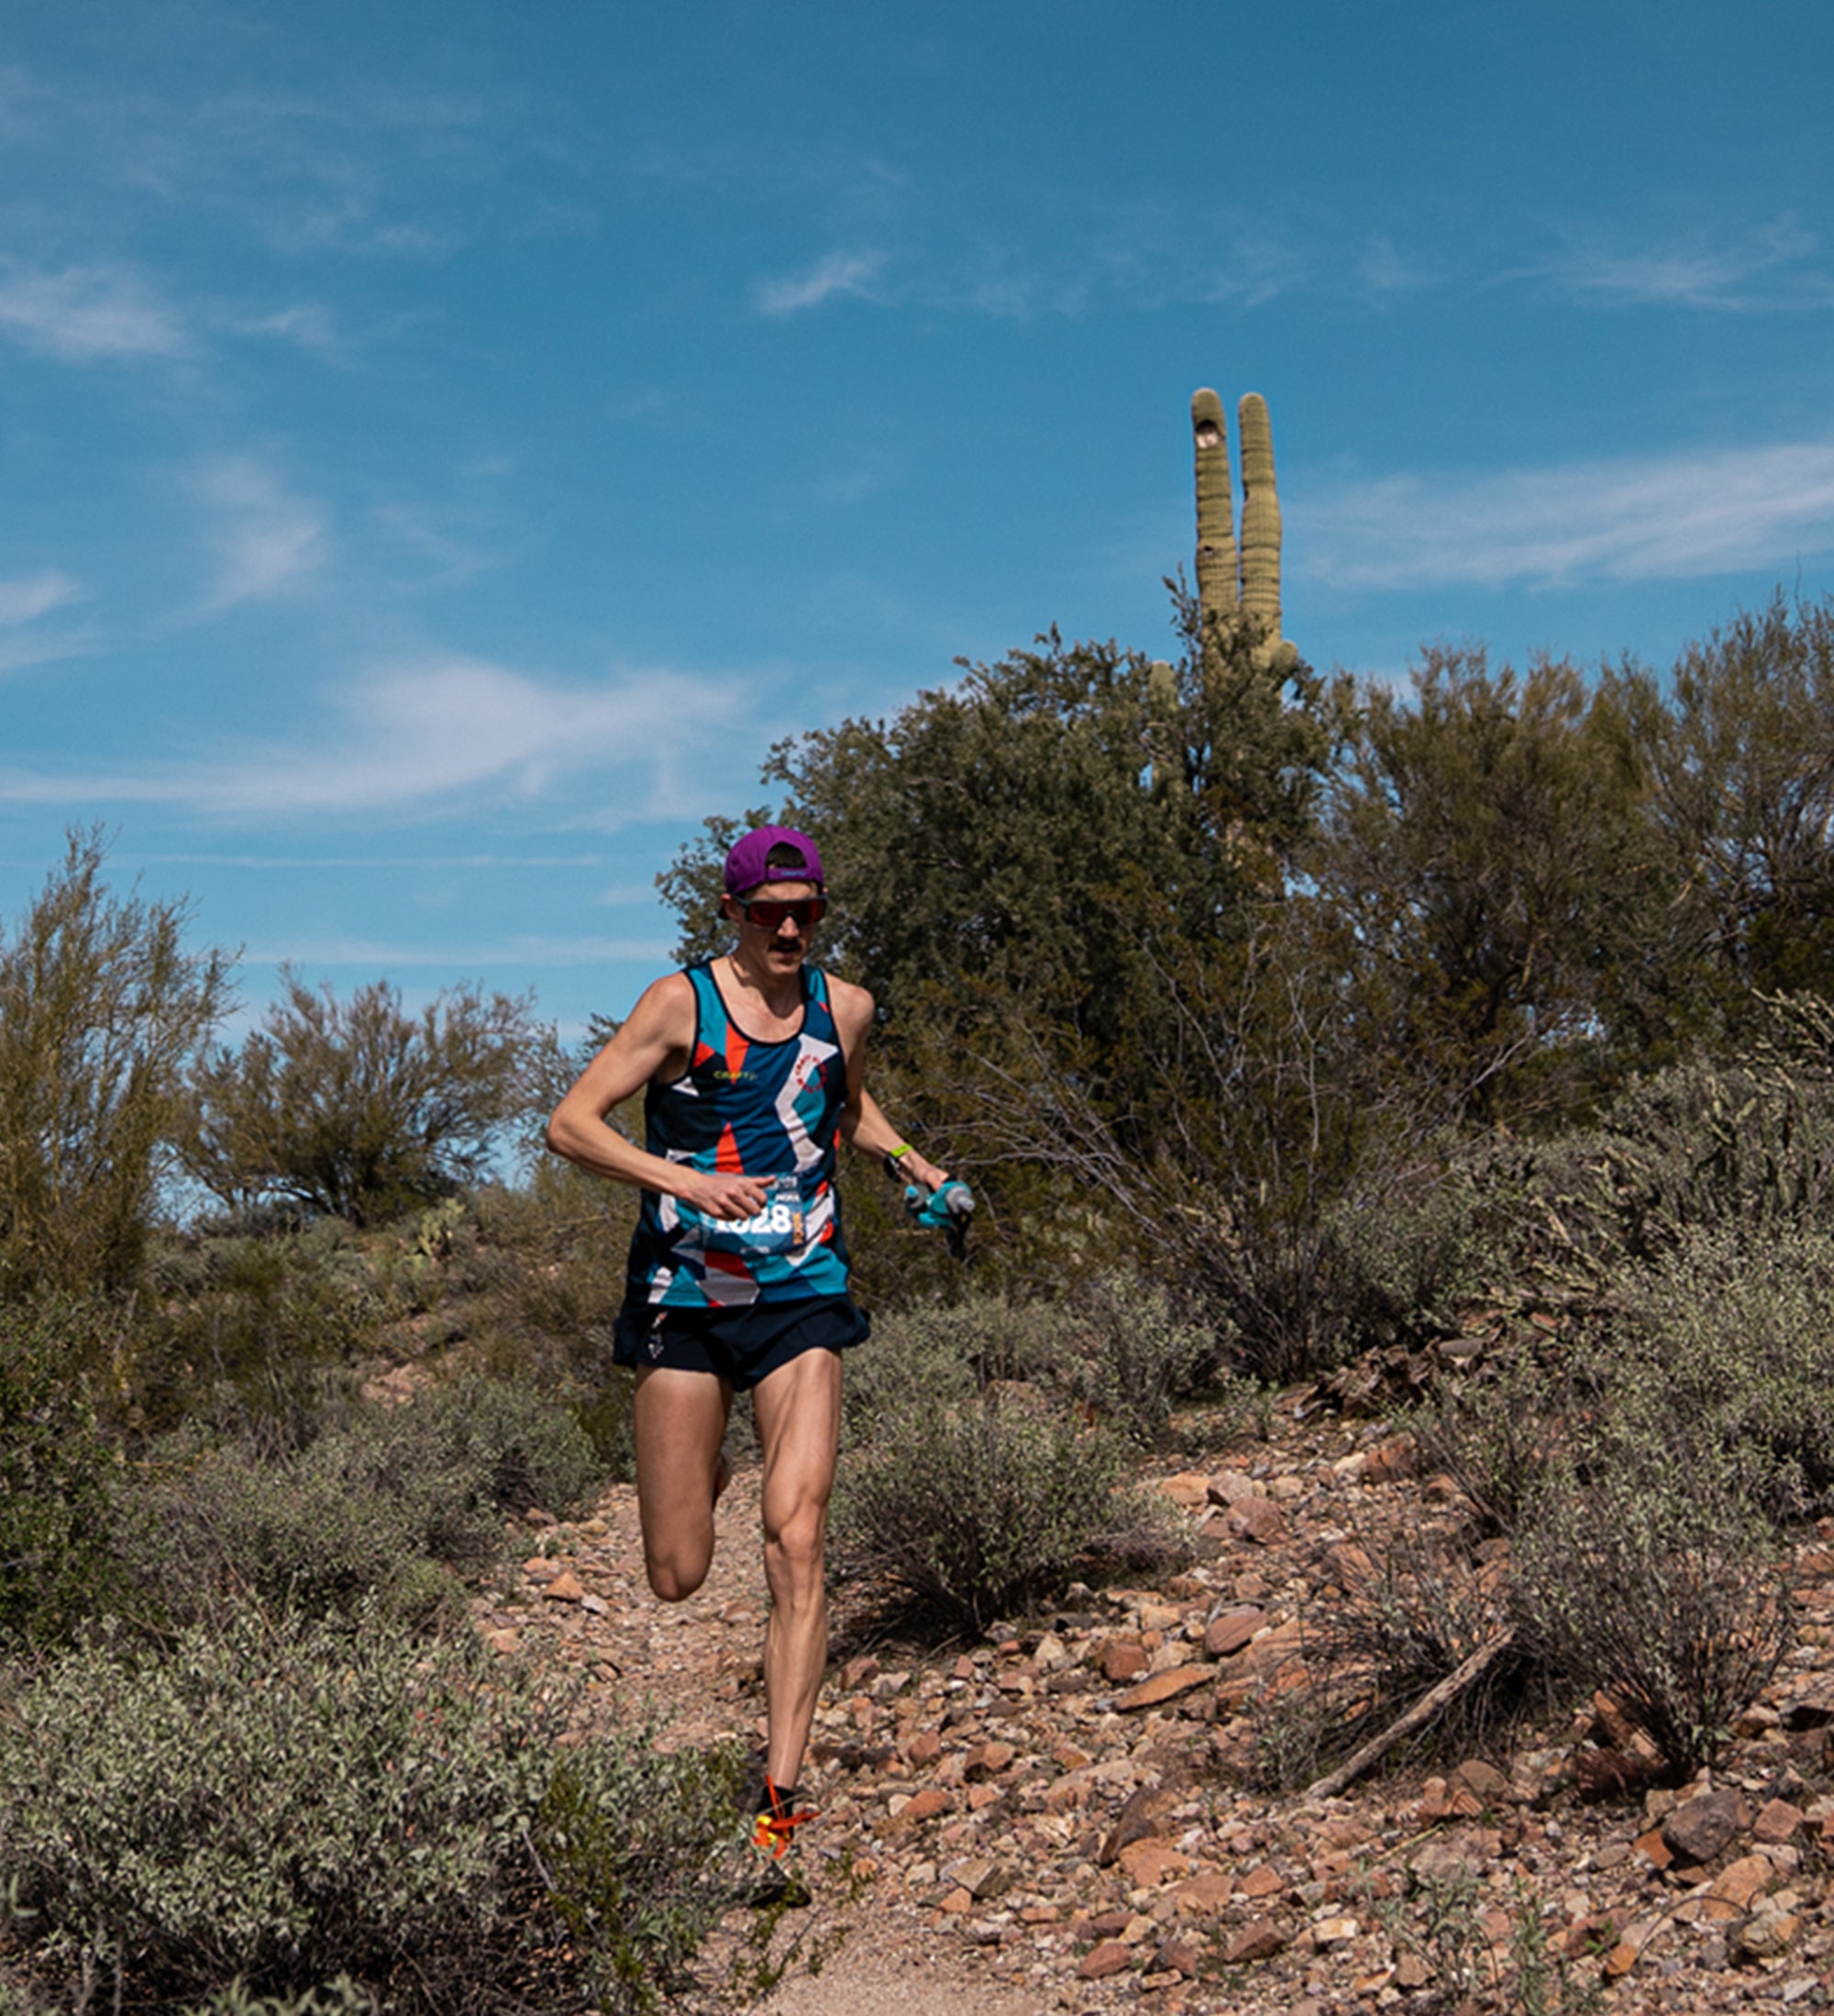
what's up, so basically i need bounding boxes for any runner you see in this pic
[545,824,965,1896]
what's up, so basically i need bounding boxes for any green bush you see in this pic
[837,1299,995,1441]
[1511,1460,1792,1777]
[831,1387,1178,1635]
[0,1298,127,1649]
[1055,1271,1223,1445]
[122,1375,603,1629]
[0,1604,746,2014]
[1592,1224,1834,1517]
[1410,1344,1574,1538]
[136,1220,385,1440]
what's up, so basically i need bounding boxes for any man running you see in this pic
[546,825,956,1890]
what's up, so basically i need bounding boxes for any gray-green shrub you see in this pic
[1055,1271,1223,1444]
[0,1298,126,1649]
[1511,1459,1791,1777]
[831,1388,1178,1634]
[0,1604,745,2014]
[122,1375,603,1628]
[1591,1223,1834,1517]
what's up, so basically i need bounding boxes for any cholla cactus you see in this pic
[1190,388,1289,672]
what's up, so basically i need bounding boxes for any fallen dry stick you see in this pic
[1304,1629,1517,1801]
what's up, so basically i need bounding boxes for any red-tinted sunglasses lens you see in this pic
[742,897,826,928]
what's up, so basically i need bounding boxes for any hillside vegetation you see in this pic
[3,592,1834,2010]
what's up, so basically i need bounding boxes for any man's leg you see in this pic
[749,1345,843,1793]
[632,1365,733,1602]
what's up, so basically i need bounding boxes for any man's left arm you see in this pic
[829,977,950,1193]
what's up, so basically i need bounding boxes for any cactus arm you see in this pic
[1191,389,1238,627]
[1236,391,1282,642]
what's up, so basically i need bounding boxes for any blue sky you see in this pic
[4,0,1833,1042]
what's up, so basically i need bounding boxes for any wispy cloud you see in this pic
[752,248,889,317]
[0,569,82,625]
[1530,215,1833,311]
[0,657,750,819]
[196,457,328,610]
[0,260,186,358]
[238,933,674,968]
[1303,440,1834,590]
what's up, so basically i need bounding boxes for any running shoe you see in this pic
[744,1779,817,1907]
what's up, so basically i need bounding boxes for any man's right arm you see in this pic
[545,975,771,1221]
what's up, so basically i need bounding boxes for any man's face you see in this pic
[724,879,823,974]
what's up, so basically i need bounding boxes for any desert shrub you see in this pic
[1410,1344,1575,1538]
[458,1170,635,1389]
[182,972,553,1228]
[1590,1223,1834,1518]
[1328,1532,1534,1756]
[122,1376,602,1629]
[0,1603,746,2014]
[830,1388,1179,1635]
[838,1299,997,1440]
[1055,1271,1224,1444]
[0,1298,127,1649]
[1321,1146,1527,1352]
[0,832,230,1302]
[1511,1460,1792,1777]
[1597,1057,1834,1257]
[135,1220,385,1440]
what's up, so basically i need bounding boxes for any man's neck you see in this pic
[721,949,806,1020]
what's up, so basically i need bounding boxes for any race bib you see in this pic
[699,1173,811,1256]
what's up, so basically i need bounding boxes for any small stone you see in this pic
[1159,1472,1212,1509]
[1077,1940,1133,1979]
[1755,1798,1806,1845]
[542,1570,585,1603]
[1452,1758,1510,1803]
[1115,1665,1212,1711]
[1310,1915,1358,1945]
[1117,1838,1191,1888]
[1099,1639,1151,1683]
[1707,1854,1772,1911]
[905,1729,942,1767]
[1223,1918,1287,1964]
[897,1788,953,1824]
[938,1888,973,1914]
[1240,1864,1284,1900]
[1737,1909,1802,1961]
[1203,1608,1265,1658]
[1663,1787,1749,1865]
[1151,1939,1199,1977]
[1226,1496,1286,1545]
[1395,1953,1431,1988]
[964,1739,1016,1779]
[1172,1868,1232,1914]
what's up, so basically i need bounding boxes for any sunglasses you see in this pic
[735,895,828,929]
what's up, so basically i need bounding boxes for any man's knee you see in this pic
[764,1506,827,1582]
[646,1551,711,1603]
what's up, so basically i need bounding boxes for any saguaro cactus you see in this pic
[1190,387,1287,668]
[1191,389,1238,633]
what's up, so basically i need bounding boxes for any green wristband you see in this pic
[882,1142,913,1180]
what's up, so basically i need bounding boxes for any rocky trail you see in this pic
[472,1396,1834,2014]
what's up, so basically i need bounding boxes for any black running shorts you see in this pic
[610,1294,870,1393]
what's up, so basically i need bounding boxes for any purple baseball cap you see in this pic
[724,825,825,897]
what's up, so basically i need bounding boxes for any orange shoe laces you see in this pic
[752,1780,819,1860]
